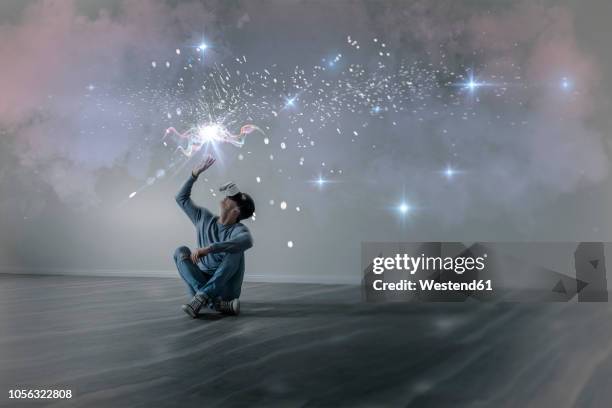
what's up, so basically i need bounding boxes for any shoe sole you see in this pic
[181,304,198,318]
[231,299,240,316]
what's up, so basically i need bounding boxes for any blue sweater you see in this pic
[175,174,253,274]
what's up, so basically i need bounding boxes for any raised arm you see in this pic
[209,226,253,254]
[175,155,216,225]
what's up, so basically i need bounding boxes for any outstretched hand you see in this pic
[192,155,215,177]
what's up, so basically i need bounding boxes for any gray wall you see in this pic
[1,0,612,283]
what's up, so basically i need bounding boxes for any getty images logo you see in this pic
[371,253,488,275]
[363,242,609,302]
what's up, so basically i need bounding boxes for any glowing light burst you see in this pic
[309,175,333,189]
[163,123,264,157]
[465,79,482,91]
[393,199,415,222]
[440,165,460,180]
[561,77,572,91]
[389,187,416,221]
[456,72,491,94]
[284,96,297,108]
[315,176,327,187]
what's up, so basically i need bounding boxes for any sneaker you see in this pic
[215,298,240,316]
[181,293,209,318]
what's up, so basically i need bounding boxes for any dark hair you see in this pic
[229,192,255,221]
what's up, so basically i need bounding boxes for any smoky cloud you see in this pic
[356,1,609,226]
[0,0,222,207]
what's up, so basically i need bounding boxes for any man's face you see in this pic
[220,197,240,221]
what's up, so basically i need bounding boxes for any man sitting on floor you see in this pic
[173,155,255,318]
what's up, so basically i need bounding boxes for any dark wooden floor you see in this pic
[1,274,612,408]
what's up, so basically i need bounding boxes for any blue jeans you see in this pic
[173,246,244,300]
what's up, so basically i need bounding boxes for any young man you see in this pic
[173,155,255,318]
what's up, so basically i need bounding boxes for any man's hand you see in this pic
[192,155,216,178]
[190,246,211,264]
